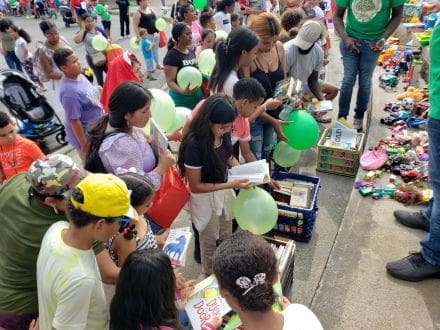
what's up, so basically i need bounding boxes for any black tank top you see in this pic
[251,46,284,99]
[138,10,158,35]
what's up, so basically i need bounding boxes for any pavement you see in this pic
[1,9,439,330]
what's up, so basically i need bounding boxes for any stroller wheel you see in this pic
[56,130,67,146]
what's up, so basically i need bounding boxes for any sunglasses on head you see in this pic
[112,216,130,230]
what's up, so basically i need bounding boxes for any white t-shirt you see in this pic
[281,304,323,330]
[218,70,238,97]
[284,40,323,90]
[214,11,231,33]
[37,221,108,330]
[14,37,32,63]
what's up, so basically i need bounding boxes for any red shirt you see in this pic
[0,135,44,182]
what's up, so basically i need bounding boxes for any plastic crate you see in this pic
[316,128,365,177]
[269,172,321,242]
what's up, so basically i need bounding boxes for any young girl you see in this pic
[7,25,46,92]
[177,94,250,275]
[107,172,158,267]
[213,231,323,330]
[110,249,216,330]
[110,249,184,330]
[195,28,215,58]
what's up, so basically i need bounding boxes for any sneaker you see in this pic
[125,34,131,39]
[386,252,440,282]
[394,210,430,231]
[118,36,124,40]
[353,118,363,132]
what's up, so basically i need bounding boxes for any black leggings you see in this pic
[86,54,107,87]
[119,13,130,36]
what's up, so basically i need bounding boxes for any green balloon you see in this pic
[215,30,228,41]
[234,188,278,235]
[102,11,111,21]
[177,66,203,90]
[282,110,320,150]
[193,0,207,9]
[273,141,301,167]
[129,36,140,49]
[165,107,191,133]
[149,88,176,132]
[129,1,135,6]
[198,49,216,76]
[91,35,108,51]
[95,4,105,14]
[155,17,168,31]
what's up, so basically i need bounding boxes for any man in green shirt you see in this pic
[0,154,119,329]
[334,0,404,131]
[386,22,440,282]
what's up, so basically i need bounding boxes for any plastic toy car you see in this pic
[384,102,401,112]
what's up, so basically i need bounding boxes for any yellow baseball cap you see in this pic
[71,173,135,219]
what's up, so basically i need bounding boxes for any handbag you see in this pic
[146,167,190,228]
[159,30,167,48]
[90,51,107,67]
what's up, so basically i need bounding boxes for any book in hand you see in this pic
[304,100,333,112]
[162,228,192,267]
[150,118,168,158]
[184,275,232,329]
[273,77,302,100]
[227,160,270,185]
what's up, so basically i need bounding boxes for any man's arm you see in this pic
[308,70,325,101]
[69,119,87,152]
[381,5,404,40]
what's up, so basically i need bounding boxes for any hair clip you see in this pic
[235,273,266,296]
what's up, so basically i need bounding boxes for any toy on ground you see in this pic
[397,86,425,103]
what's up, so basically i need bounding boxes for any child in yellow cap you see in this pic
[36,173,135,330]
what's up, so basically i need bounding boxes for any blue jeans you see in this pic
[420,118,440,265]
[4,51,23,72]
[338,40,381,120]
[148,34,159,67]
[250,119,274,160]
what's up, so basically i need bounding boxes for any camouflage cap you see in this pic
[26,154,87,197]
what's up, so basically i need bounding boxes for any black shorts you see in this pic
[102,21,111,30]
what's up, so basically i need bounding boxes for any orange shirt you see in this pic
[0,135,44,181]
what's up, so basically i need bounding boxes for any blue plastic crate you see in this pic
[270,172,321,242]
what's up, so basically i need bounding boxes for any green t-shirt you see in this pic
[0,174,105,315]
[429,24,440,120]
[335,0,405,40]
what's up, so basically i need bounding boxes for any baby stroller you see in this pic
[0,70,67,154]
[59,4,77,27]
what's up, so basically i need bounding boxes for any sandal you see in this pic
[313,112,332,123]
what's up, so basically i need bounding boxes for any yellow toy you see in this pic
[397,86,425,103]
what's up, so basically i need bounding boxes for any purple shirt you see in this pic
[99,127,162,190]
[59,75,104,150]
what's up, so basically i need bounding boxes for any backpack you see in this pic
[84,130,120,173]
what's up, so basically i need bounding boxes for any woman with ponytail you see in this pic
[163,22,204,109]
[85,81,175,190]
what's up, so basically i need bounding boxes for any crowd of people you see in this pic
[0,0,439,328]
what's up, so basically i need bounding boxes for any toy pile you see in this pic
[377,44,421,91]
[401,0,439,35]
[356,90,433,205]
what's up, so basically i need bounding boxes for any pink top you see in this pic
[191,21,203,47]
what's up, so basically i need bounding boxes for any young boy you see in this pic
[53,48,104,154]
[140,28,156,81]
[0,112,44,183]
[183,77,278,162]
[230,13,241,29]
[37,173,135,330]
